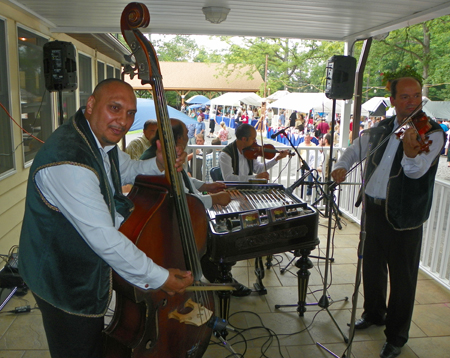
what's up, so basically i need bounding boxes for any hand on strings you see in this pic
[255,172,270,180]
[276,150,290,160]
[331,168,347,184]
[155,140,187,172]
[200,182,227,193]
[402,127,422,158]
[160,268,194,295]
[210,191,232,206]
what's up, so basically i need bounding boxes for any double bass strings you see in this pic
[153,77,213,329]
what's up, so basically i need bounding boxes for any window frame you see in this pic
[77,52,93,108]
[0,16,15,180]
[17,24,54,168]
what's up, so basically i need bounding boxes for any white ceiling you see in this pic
[6,0,450,42]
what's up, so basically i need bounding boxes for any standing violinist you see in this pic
[219,123,289,181]
[331,77,445,358]
[18,79,193,358]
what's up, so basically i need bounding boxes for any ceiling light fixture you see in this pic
[202,6,230,24]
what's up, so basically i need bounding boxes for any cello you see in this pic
[103,3,215,357]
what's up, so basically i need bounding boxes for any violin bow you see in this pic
[259,118,268,173]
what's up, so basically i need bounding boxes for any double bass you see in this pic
[104,3,215,357]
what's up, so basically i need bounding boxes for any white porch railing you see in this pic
[189,144,450,292]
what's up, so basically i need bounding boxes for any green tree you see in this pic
[219,36,344,95]
[152,35,199,62]
[355,15,450,101]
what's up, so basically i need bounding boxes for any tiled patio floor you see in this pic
[1,216,449,357]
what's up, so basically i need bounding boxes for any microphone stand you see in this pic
[208,316,240,358]
[274,127,342,318]
[343,147,370,358]
[278,129,331,273]
[272,128,311,185]
[315,99,349,354]
[277,128,341,230]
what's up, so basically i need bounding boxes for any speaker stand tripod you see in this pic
[315,98,349,356]
[57,89,64,125]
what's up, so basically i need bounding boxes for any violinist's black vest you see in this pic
[19,108,134,316]
[365,116,444,230]
[222,140,253,176]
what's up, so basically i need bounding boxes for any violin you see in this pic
[395,109,433,153]
[330,107,434,192]
[243,142,293,160]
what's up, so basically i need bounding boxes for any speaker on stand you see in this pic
[325,55,357,100]
[43,41,78,125]
[315,55,357,357]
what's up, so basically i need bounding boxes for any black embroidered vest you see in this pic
[365,116,444,230]
[19,108,133,316]
[222,141,253,176]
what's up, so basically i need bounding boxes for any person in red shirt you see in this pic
[240,111,249,124]
[316,118,329,136]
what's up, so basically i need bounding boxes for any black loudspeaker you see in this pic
[325,55,356,100]
[43,41,78,92]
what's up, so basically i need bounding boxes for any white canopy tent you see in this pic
[362,97,391,112]
[209,92,263,120]
[371,97,450,120]
[423,101,450,119]
[265,90,290,102]
[210,92,263,107]
[269,92,343,114]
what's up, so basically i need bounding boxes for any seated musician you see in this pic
[18,79,194,358]
[141,119,231,208]
[219,123,289,181]
[141,120,252,296]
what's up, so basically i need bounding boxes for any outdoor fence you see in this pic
[189,143,450,292]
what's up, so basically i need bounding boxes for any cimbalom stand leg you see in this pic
[216,262,235,320]
[275,247,318,316]
[254,256,268,295]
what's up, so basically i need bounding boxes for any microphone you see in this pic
[271,128,286,139]
[286,170,311,195]
[207,316,237,332]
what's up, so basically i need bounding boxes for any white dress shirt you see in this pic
[219,149,278,181]
[35,132,169,291]
[333,120,444,199]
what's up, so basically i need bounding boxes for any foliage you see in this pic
[117,14,450,104]
[217,36,344,96]
[380,65,423,91]
[353,15,450,100]
[152,35,224,63]
[152,35,199,62]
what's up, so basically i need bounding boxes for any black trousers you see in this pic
[362,198,422,347]
[34,293,105,358]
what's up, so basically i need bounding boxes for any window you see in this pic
[106,65,114,79]
[18,27,52,164]
[97,61,105,83]
[0,19,13,176]
[115,68,121,79]
[78,53,92,107]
